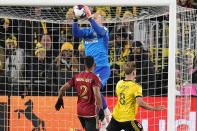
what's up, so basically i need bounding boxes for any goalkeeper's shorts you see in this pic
[94,66,110,89]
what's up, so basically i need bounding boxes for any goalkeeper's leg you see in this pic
[100,93,111,122]
[100,93,111,131]
[94,66,112,130]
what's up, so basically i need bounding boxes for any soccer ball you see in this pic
[73,5,87,19]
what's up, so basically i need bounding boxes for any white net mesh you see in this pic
[0,5,195,131]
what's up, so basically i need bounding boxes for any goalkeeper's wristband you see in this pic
[88,16,92,21]
[73,18,78,22]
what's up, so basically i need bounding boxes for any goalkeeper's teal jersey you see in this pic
[72,20,110,67]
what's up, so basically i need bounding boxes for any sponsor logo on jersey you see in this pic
[85,38,98,44]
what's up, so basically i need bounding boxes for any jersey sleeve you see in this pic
[134,84,143,97]
[92,75,101,88]
[72,22,94,38]
[67,75,75,87]
[89,19,106,36]
[72,22,84,38]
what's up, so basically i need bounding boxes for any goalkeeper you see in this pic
[72,5,111,128]
[55,56,104,131]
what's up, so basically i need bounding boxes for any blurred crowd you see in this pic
[0,0,197,97]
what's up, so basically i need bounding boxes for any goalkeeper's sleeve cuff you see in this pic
[73,18,78,22]
[88,16,92,21]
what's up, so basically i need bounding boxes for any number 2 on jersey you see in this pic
[80,85,88,99]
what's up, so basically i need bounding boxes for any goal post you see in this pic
[0,0,181,130]
[168,1,177,131]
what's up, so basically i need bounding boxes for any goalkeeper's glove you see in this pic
[99,109,105,121]
[83,5,92,17]
[55,97,64,111]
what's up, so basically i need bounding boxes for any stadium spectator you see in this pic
[94,6,111,19]
[78,41,86,72]
[60,8,74,44]
[49,42,79,95]
[106,62,165,131]
[40,34,57,62]
[129,41,157,97]
[4,34,26,96]
[55,56,104,131]
[178,49,197,96]
[29,43,52,96]
[108,27,131,77]
[72,7,111,129]
[0,45,5,95]
[109,10,134,44]
[60,8,80,56]
[54,42,79,72]
[178,0,192,8]
[105,64,121,96]
[18,7,59,56]
[0,19,18,48]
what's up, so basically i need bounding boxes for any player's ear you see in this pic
[94,63,96,67]
[132,71,135,76]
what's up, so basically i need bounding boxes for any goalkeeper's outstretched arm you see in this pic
[72,21,84,38]
[89,18,106,36]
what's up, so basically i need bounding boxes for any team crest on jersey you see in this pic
[93,32,96,36]
[137,122,142,128]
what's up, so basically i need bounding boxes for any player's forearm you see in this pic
[93,87,103,109]
[58,86,66,98]
[138,101,155,111]
[58,83,70,98]
[95,93,103,109]
[72,23,84,38]
[89,18,105,36]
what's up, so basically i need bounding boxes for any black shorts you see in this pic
[78,116,99,131]
[106,117,143,131]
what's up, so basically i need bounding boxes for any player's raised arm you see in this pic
[89,17,105,36]
[136,97,166,111]
[83,5,106,36]
[72,5,87,38]
[72,19,84,38]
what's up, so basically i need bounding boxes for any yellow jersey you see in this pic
[112,80,142,122]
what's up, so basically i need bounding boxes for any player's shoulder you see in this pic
[117,80,141,87]
[92,72,101,80]
[79,71,97,78]
[132,81,142,87]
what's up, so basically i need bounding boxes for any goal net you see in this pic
[0,4,195,131]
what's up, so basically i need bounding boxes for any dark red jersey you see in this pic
[68,71,101,117]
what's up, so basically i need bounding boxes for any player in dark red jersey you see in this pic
[55,56,104,131]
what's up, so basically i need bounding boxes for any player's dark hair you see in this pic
[84,56,94,69]
[124,61,136,75]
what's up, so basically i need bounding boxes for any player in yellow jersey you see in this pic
[106,62,165,131]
